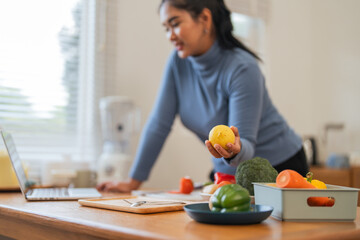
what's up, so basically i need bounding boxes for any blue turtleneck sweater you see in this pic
[129,42,302,181]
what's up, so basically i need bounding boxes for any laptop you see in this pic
[0,130,102,201]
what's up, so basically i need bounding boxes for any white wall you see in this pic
[267,0,360,163]
[111,0,360,188]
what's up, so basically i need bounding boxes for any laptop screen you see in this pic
[0,130,31,194]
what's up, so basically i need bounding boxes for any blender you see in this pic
[97,96,140,184]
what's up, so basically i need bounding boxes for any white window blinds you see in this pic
[0,0,105,179]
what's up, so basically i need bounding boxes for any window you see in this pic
[231,12,266,60]
[228,0,268,78]
[0,0,103,182]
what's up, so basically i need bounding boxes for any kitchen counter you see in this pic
[1,192,360,240]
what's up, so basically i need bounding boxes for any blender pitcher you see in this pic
[97,96,140,184]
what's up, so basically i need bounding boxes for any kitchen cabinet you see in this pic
[310,166,360,205]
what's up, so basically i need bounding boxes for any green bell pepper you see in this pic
[210,184,251,213]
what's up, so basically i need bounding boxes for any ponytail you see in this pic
[159,0,261,61]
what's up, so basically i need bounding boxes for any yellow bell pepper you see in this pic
[310,179,327,189]
[304,172,327,189]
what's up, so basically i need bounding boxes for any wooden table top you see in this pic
[1,192,360,240]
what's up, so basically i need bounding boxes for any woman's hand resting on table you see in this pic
[205,126,241,159]
[96,178,142,193]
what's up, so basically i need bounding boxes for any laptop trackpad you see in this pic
[68,188,101,197]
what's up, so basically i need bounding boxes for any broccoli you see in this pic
[235,157,278,195]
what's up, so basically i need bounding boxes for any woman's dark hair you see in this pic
[159,0,261,61]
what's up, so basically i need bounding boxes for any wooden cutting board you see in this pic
[78,196,196,214]
[132,190,204,201]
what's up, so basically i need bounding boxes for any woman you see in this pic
[97,0,308,192]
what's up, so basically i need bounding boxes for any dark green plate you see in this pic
[184,203,273,225]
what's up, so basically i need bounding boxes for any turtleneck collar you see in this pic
[187,41,221,71]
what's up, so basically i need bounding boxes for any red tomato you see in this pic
[179,177,194,194]
[169,176,194,194]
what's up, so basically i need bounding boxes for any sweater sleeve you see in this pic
[224,63,264,167]
[129,53,178,181]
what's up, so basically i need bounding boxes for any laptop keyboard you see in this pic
[29,188,70,198]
